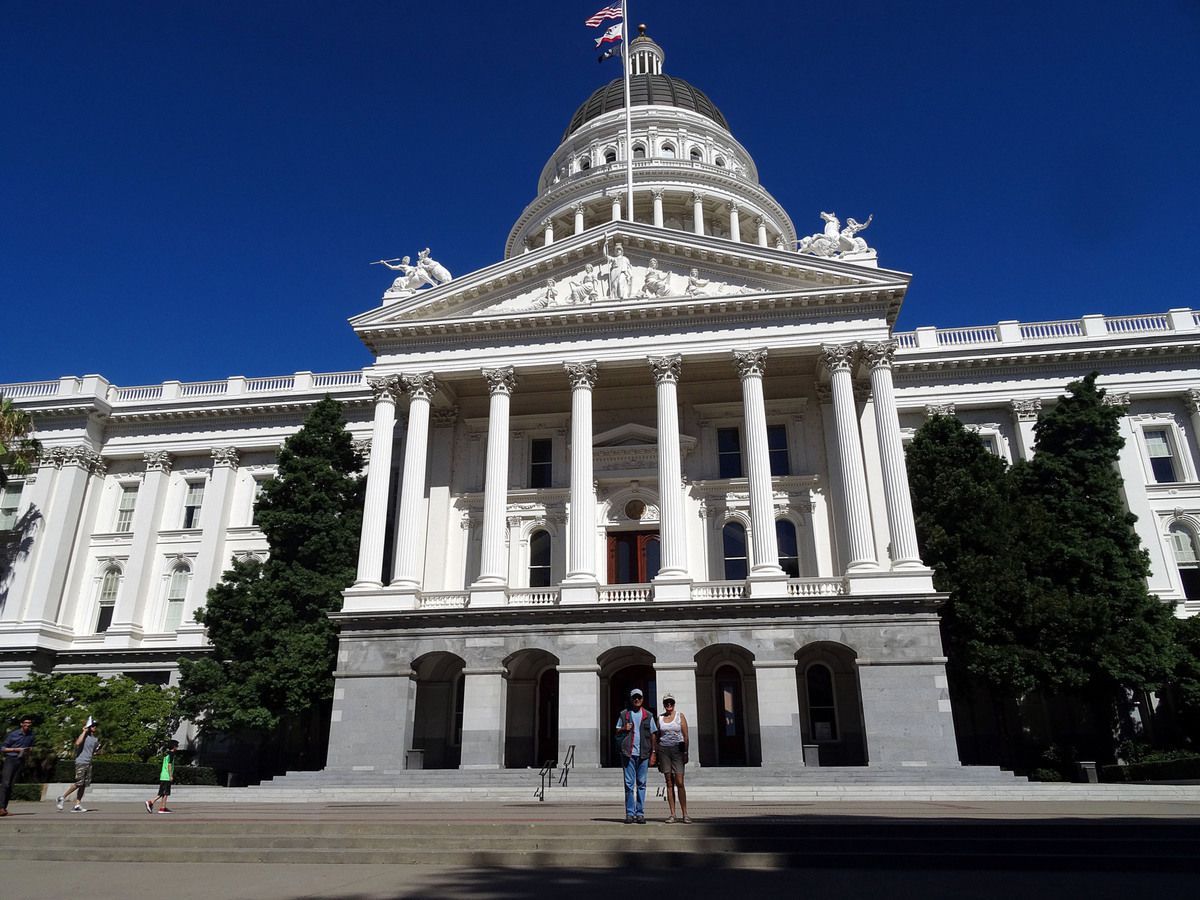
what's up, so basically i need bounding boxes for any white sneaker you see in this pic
[72,805,86,812]
[56,796,64,811]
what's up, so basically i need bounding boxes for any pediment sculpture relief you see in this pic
[797,212,876,261]
[375,248,453,303]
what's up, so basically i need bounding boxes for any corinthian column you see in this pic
[692,192,705,235]
[574,203,585,235]
[756,216,768,247]
[392,372,437,588]
[733,350,786,592]
[728,200,741,242]
[563,362,599,599]
[649,355,689,596]
[652,189,664,228]
[473,367,516,600]
[863,342,922,568]
[542,219,554,247]
[354,376,400,587]
[820,345,877,570]
[109,451,173,636]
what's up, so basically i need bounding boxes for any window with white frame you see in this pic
[529,530,552,587]
[1170,522,1200,600]
[767,424,791,476]
[0,483,22,531]
[1144,428,1180,483]
[114,484,138,533]
[717,427,743,479]
[251,477,268,526]
[529,437,553,489]
[632,143,646,159]
[182,481,205,529]
[578,156,590,171]
[163,565,190,632]
[722,521,748,580]
[660,142,676,158]
[95,566,120,633]
[689,146,702,162]
[777,520,800,577]
[603,148,617,164]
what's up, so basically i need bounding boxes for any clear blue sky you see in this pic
[3,1,1198,386]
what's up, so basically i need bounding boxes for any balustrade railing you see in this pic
[508,589,560,606]
[1106,314,1168,334]
[786,578,849,597]
[312,371,363,388]
[246,375,295,392]
[0,381,58,399]
[417,592,468,609]
[598,584,653,603]
[1019,319,1083,340]
[113,385,164,402]
[692,582,746,601]
[179,380,227,397]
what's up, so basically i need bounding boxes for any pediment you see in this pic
[350,223,909,335]
[591,424,698,475]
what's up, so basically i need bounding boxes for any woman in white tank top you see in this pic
[656,692,690,823]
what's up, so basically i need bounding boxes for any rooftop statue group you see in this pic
[375,248,453,298]
[797,212,875,259]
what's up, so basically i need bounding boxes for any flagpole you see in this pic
[621,0,634,222]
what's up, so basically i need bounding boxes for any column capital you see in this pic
[651,188,664,200]
[540,218,552,230]
[564,361,599,390]
[400,372,438,401]
[573,201,586,213]
[367,374,403,402]
[861,341,898,371]
[647,354,682,384]
[732,348,768,380]
[352,438,372,463]
[925,402,956,417]
[727,198,739,211]
[818,343,858,375]
[143,450,173,474]
[755,215,765,226]
[482,366,517,396]
[1103,391,1131,408]
[1012,398,1042,421]
[211,447,240,469]
[691,190,705,203]
[59,446,104,475]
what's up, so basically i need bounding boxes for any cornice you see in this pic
[106,394,372,423]
[893,341,1200,382]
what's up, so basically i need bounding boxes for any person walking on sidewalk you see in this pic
[656,692,691,823]
[146,740,178,814]
[614,688,657,824]
[57,721,100,812]
[0,716,35,817]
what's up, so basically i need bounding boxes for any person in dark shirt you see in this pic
[0,716,35,816]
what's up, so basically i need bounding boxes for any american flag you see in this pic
[585,6,622,28]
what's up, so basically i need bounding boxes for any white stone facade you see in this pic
[2,35,1196,771]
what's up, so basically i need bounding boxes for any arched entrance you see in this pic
[411,652,465,769]
[796,642,868,766]
[599,646,657,767]
[503,648,560,768]
[695,644,761,766]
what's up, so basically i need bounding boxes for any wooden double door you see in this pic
[607,530,661,584]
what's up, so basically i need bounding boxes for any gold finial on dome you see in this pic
[630,24,663,75]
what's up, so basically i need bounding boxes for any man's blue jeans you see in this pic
[622,754,649,818]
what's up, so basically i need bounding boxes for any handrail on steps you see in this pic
[534,744,575,801]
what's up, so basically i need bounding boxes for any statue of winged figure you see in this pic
[838,215,873,254]
[797,212,876,259]
[375,247,453,299]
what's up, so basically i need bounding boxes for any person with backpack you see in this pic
[614,688,657,824]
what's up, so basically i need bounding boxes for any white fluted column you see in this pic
[353,377,400,587]
[733,350,786,592]
[563,362,599,599]
[820,345,877,570]
[190,447,239,623]
[728,201,741,242]
[574,203,585,235]
[611,194,622,222]
[108,451,172,635]
[756,216,768,247]
[473,367,516,600]
[863,342,922,568]
[692,192,705,235]
[652,189,664,228]
[392,372,437,588]
[649,356,690,596]
[1012,398,1041,460]
[542,218,554,246]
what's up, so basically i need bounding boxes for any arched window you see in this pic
[96,566,120,634]
[777,520,800,578]
[806,664,838,741]
[660,142,676,158]
[714,157,726,168]
[1170,522,1200,600]
[164,564,191,632]
[723,522,748,580]
[689,147,702,162]
[529,530,552,587]
[604,148,617,164]
[632,144,646,160]
[578,156,591,171]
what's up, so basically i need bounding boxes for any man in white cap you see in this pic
[614,688,657,824]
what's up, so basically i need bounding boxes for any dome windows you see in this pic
[577,156,591,172]
[633,143,646,160]
[715,156,726,168]
[660,142,676,158]
[604,148,617,164]
[689,147,702,162]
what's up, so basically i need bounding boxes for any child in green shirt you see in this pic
[146,740,178,814]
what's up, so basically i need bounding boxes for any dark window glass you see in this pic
[644,536,660,581]
[529,530,552,587]
[1181,567,1200,601]
[95,605,114,634]
[723,522,748,580]
[717,427,743,479]
[530,438,553,488]
[767,424,790,476]
[1145,429,1178,483]
[807,665,838,741]
[777,520,800,577]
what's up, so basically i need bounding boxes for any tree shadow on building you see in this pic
[0,506,42,613]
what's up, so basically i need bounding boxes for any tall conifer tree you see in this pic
[178,398,363,735]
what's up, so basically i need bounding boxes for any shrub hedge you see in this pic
[49,758,218,786]
[1102,755,1200,783]
[10,783,43,802]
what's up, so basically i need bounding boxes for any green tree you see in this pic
[1015,373,1177,699]
[1171,615,1200,746]
[906,415,1041,697]
[177,397,363,737]
[0,673,180,770]
[0,394,41,487]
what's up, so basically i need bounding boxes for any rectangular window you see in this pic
[96,569,119,634]
[767,424,790,476]
[1145,429,1179,483]
[164,568,190,632]
[182,482,205,529]
[251,478,267,526]
[529,438,553,489]
[114,484,138,533]
[0,484,22,531]
[717,427,743,479]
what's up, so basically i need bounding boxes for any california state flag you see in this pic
[595,22,623,46]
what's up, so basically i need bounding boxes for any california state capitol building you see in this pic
[3,28,1199,775]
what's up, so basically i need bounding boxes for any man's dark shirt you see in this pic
[2,728,35,757]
